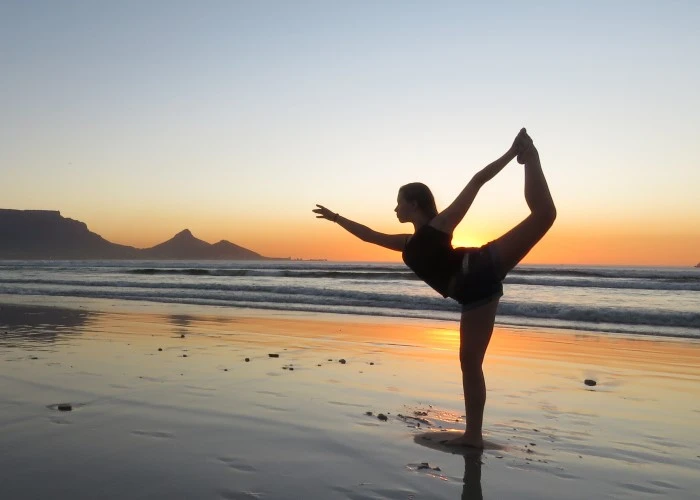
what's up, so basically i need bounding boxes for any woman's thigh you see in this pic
[460,298,500,365]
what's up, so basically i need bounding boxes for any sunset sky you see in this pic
[3,1,699,265]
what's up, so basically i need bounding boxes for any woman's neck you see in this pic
[411,213,432,233]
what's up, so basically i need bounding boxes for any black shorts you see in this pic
[449,243,504,310]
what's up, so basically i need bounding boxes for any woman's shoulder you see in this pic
[425,222,452,238]
[408,224,451,246]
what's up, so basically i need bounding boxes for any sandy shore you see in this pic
[1,299,699,499]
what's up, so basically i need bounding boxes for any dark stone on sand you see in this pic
[224,368,228,371]
[339,359,346,364]
[268,353,279,358]
[369,362,374,365]
[30,356,38,360]
[182,354,188,358]
[180,334,185,338]
[416,463,441,471]
[377,413,388,421]
[365,411,373,416]
[289,367,294,371]
[245,358,250,362]
[584,379,597,386]
[158,348,162,351]
[57,403,72,412]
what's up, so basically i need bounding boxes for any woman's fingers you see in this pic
[313,204,333,219]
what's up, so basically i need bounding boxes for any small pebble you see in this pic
[182,354,188,358]
[57,403,72,412]
[369,362,374,365]
[245,358,250,362]
[584,379,597,386]
[180,334,185,338]
[224,368,228,372]
[365,411,373,416]
[377,413,388,421]
[158,348,162,351]
[339,359,346,364]
[268,353,279,358]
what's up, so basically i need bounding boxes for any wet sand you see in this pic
[1,299,699,499]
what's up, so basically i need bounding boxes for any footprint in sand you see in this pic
[218,490,264,499]
[217,457,256,473]
[48,416,72,425]
[131,430,174,439]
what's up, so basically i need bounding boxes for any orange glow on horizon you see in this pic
[90,214,699,267]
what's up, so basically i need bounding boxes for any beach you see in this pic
[1,298,699,499]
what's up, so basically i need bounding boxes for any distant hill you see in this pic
[141,229,263,260]
[0,209,276,260]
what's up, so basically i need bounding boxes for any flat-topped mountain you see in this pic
[0,209,273,260]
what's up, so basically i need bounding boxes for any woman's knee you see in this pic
[541,204,557,226]
[459,350,483,371]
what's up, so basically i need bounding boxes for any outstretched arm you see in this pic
[313,205,409,252]
[430,128,530,234]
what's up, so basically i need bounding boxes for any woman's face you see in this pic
[395,192,414,223]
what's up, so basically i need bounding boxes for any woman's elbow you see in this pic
[470,172,487,187]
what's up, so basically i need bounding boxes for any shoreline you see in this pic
[1,293,698,345]
[2,299,699,498]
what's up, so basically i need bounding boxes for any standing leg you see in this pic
[493,141,556,277]
[448,297,499,448]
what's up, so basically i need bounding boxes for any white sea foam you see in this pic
[0,261,698,339]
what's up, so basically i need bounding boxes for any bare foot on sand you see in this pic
[444,433,484,450]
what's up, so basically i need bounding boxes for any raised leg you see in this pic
[493,144,556,277]
[448,298,499,449]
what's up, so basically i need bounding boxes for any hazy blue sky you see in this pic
[2,1,699,263]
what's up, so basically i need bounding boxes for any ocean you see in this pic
[0,260,698,340]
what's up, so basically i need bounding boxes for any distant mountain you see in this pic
[0,209,139,259]
[0,209,276,260]
[141,229,263,260]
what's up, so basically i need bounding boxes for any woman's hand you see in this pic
[313,204,338,222]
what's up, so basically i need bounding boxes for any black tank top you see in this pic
[402,225,467,298]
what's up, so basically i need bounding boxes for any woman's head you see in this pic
[396,182,438,222]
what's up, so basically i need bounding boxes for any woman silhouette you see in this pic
[313,128,556,448]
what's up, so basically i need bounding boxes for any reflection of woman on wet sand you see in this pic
[314,129,556,449]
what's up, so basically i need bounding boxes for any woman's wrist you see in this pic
[332,213,339,223]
